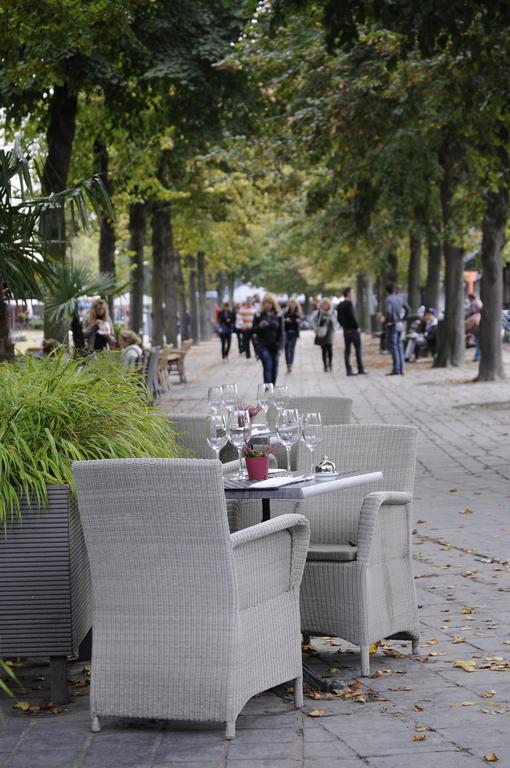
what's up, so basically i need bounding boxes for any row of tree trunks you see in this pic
[435,139,465,367]
[42,83,78,340]
[128,203,146,336]
[356,272,372,332]
[425,235,441,311]
[478,187,508,381]
[188,255,199,344]
[0,276,15,361]
[407,228,422,314]
[93,138,116,319]
[197,251,210,341]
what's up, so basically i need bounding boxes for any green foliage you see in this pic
[0,142,112,300]
[0,354,181,527]
[43,262,120,324]
[0,659,18,697]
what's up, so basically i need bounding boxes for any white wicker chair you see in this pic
[72,458,309,739]
[236,396,354,531]
[293,424,419,676]
[168,413,238,462]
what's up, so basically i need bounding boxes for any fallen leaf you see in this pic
[452,636,466,643]
[307,709,325,717]
[449,488,459,493]
[453,659,477,672]
[461,607,474,614]
[480,690,497,698]
[13,701,30,711]
[425,638,439,645]
[412,735,426,741]
[413,704,424,712]
[459,508,474,515]
[416,519,428,524]
[51,707,63,715]
[415,726,428,732]
[484,754,498,762]
[450,701,475,708]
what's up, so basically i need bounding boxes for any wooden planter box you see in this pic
[0,485,93,703]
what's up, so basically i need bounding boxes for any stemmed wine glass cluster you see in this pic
[206,383,323,481]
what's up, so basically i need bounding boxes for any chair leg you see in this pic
[91,715,101,733]
[412,639,420,654]
[293,676,303,709]
[225,720,236,740]
[360,645,370,677]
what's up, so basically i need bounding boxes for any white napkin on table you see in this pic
[249,475,305,489]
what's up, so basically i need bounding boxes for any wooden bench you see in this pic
[167,339,192,383]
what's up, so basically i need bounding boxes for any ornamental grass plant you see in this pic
[0,353,181,527]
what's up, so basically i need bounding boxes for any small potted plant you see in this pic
[242,441,279,481]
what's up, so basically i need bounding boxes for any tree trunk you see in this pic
[425,235,441,311]
[0,277,15,361]
[41,83,78,340]
[164,246,178,347]
[70,306,86,356]
[434,141,465,367]
[407,228,422,314]
[355,272,371,332]
[387,245,398,285]
[478,187,508,381]
[176,255,188,341]
[187,255,199,345]
[151,201,170,346]
[93,138,116,319]
[216,271,226,306]
[229,275,236,304]
[128,202,146,336]
[197,251,210,341]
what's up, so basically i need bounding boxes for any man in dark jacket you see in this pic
[337,287,366,376]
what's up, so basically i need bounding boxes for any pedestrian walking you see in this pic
[283,297,302,373]
[233,301,244,354]
[217,302,235,360]
[313,298,336,372]
[239,296,257,359]
[252,293,283,384]
[466,292,482,362]
[385,283,409,375]
[336,287,366,376]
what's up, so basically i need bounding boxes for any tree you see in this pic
[0,143,111,360]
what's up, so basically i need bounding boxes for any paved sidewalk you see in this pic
[1,332,509,767]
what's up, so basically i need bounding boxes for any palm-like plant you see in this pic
[0,139,112,361]
[44,262,120,352]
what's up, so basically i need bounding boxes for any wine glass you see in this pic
[227,408,251,478]
[302,412,323,478]
[257,382,274,426]
[276,408,302,476]
[206,413,228,461]
[273,385,289,414]
[208,385,224,413]
[222,383,239,413]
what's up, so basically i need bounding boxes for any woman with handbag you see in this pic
[252,293,283,384]
[313,298,336,372]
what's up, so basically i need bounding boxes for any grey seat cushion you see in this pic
[307,543,358,562]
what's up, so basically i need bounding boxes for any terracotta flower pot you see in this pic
[245,455,270,481]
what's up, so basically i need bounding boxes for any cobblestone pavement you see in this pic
[2,332,509,767]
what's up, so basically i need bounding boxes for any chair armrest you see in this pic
[222,459,240,475]
[357,492,413,565]
[231,514,310,606]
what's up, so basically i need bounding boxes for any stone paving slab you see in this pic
[1,333,509,767]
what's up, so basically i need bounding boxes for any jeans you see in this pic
[242,330,253,358]
[234,328,243,354]
[344,329,364,374]
[258,345,279,384]
[473,332,480,362]
[388,327,405,374]
[220,332,231,359]
[321,343,333,370]
[285,331,298,366]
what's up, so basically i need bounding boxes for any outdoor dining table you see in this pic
[224,468,383,692]
[224,470,383,522]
